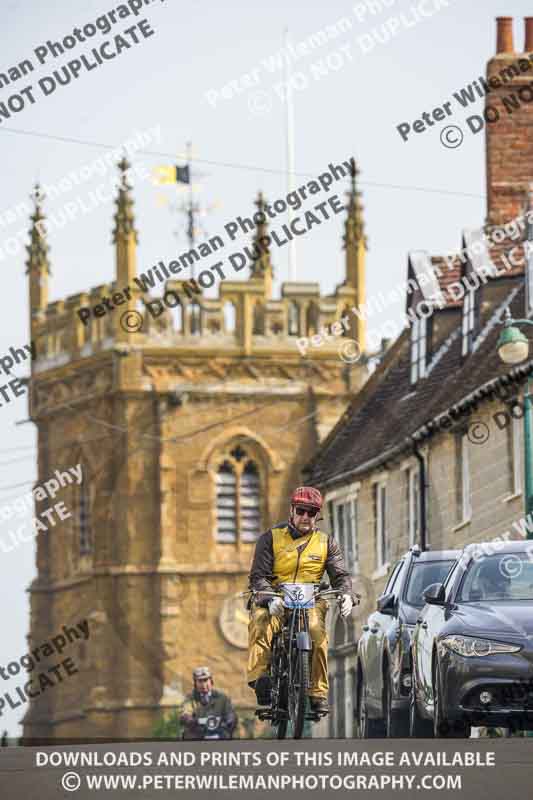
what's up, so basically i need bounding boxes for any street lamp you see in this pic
[496,309,533,538]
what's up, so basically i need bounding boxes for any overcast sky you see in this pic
[1,0,531,737]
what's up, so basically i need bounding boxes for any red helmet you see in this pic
[290,486,323,510]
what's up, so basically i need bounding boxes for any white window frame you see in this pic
[326,484,360,573]
[373,480,389,572]
[462,289,476,356]
[214,450,262,544]
[410,316,428,384]
[407,466,420,547]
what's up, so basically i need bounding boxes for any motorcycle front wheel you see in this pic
[289,650,309,739]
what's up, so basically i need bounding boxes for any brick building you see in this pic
[304,16,533,737]
[21,156,368,740]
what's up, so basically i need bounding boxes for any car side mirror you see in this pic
[376,592,395,615]
[423,582,446,606]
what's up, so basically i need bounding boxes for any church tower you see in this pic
[23,157,368,741]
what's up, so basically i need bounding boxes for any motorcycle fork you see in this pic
[288,608,308,687]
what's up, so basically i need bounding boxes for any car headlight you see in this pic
[441,635,522,657]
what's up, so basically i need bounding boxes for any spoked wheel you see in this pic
[271,638,289,740]
[289,650,309,739]
[274,676,289,740]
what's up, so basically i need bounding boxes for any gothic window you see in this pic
[240,462,261,541]
[78,479,92,556]
[215,446,262,543]
[288,301,300,335]
[252,303,265,335]
[215,462,237,543]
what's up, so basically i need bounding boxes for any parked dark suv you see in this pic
[411,541,533,737]
[356,546,459,737]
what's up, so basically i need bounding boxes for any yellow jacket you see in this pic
[271,524,328,585]
[248,522,352,594]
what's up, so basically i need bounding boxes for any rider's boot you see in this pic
[309,696,329,714]
[254,674,272,706]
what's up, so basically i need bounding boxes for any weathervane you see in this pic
[153,142,217,279]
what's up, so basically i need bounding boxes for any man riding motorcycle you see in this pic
[179,666,237,739]
[247,486,357,715]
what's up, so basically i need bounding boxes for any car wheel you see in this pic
[433,660,470,738]
[384,668,409,738]
[409,680,433,737]
[357,673,386,738]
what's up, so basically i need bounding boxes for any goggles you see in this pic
[294,506,319,517]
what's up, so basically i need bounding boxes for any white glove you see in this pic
[268,597,284,618]
[340,594,354,618]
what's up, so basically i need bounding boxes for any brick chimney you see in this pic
[485,17,533,228]
[496,16,514,53]
[525,17,533,52]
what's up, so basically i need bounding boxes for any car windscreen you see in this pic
[458,553,533,602]
[404,561,455,606]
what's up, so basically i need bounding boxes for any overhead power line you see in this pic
[1,126,485,200]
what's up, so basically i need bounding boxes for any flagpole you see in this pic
[186,140,195,279]
[283,28,296,282]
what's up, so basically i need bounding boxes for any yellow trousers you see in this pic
[247,599,329,699]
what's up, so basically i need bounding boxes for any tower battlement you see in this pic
[26,158,367,376]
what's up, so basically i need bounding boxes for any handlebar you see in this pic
[239,588,359,602]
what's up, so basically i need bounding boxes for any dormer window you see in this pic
[462,289,475,355]
[410,315,430,384]
[407,253,436,385]
[461,267,481,356]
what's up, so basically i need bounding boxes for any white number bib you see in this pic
[279,583,315,608]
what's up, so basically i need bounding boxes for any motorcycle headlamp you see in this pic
[441,634,522,658]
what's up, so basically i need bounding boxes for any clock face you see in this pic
[219,593,249,649]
